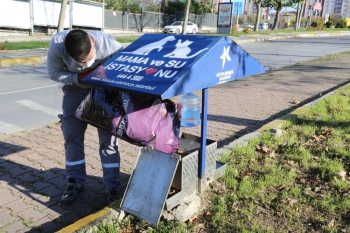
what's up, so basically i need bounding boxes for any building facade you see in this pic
[303,0,350,18]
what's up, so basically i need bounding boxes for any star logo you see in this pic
[220,46,231,69]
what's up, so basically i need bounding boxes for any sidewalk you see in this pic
[1,31,350,232]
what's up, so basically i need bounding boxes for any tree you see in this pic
[182,0,191,34]
[252,0,263,31]
[200,0,215,13]
[57,0,68,32]
[268,0,295,30]
[166,1,186,14]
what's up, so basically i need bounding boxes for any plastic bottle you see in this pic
[180,92,201,127]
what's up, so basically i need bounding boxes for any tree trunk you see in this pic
[295,0,300,30]
[298,1,305,29]
[182,0,191,34]
[254,2,261,31]
[58,0,68,32]
[272,2,282,30]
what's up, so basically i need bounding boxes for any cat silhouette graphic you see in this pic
[122,36,176,55]
[164,39,208,59]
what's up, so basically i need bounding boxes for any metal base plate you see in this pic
[120,148,180,226]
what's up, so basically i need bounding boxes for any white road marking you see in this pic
[0,121,25,134]
[0,85,57,96]
[249,49,274,54]
[15,99,61,117]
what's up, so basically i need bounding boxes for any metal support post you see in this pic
[198,88,208,179]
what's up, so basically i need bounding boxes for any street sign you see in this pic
[313,3,322,11]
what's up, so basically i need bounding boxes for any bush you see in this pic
[242,26,250,34]
[325,20,334,28]
[310,20,325,30]
[336,18,347,28]
[231,26,238,34]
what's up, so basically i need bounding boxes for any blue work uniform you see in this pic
[46,30,123,189]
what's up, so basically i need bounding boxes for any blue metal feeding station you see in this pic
[81,34,265,225]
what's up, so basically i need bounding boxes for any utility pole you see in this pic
[58,0,68,32]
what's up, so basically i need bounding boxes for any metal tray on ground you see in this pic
[120,148,180,226]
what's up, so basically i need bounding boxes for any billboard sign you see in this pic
[217,3,233,27]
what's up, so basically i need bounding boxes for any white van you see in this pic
[259,23,268,29]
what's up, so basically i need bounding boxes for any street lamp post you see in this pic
[158,0,161,31]
[127,2,129,31]
[236,4,239,27]
[140,3,143,33]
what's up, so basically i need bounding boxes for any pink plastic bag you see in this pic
[75,87,181,154]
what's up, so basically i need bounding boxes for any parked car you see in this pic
[243,23,254,29]
[163,21,198,34]
[259,23,268,29]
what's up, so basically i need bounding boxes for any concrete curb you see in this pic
[0,56,47,67]
[57,200,125,233]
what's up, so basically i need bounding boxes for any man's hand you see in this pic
[78,69,94,83]
[78,65,107,83]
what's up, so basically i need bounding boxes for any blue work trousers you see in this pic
[61,85,120,190]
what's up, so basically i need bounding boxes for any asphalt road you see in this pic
[0,36,349,136]
[239,36,350,69]
[0,64,61,135]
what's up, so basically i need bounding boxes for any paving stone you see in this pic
[0,175,16,190]
[12,189,41,203]
[1,218,31,233]
[34,170,59,181]
[0,210,18,226]
[36,157,60,169]
[0,147,13,157]
[0,161,17,171]
[0,190,21,206]
[31,181,52,191]
[25,152,45,162]
[2,200,28,214]
[38,185,62,198]
[84,178,104,193]
[81,189,105,203]
[84,146,98,156]
[30,216,63,233]
[48,175,67,189]
[120,161,136,174]
[55,211,80,228]
[16,206,47,223]
[28,194,58,211]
